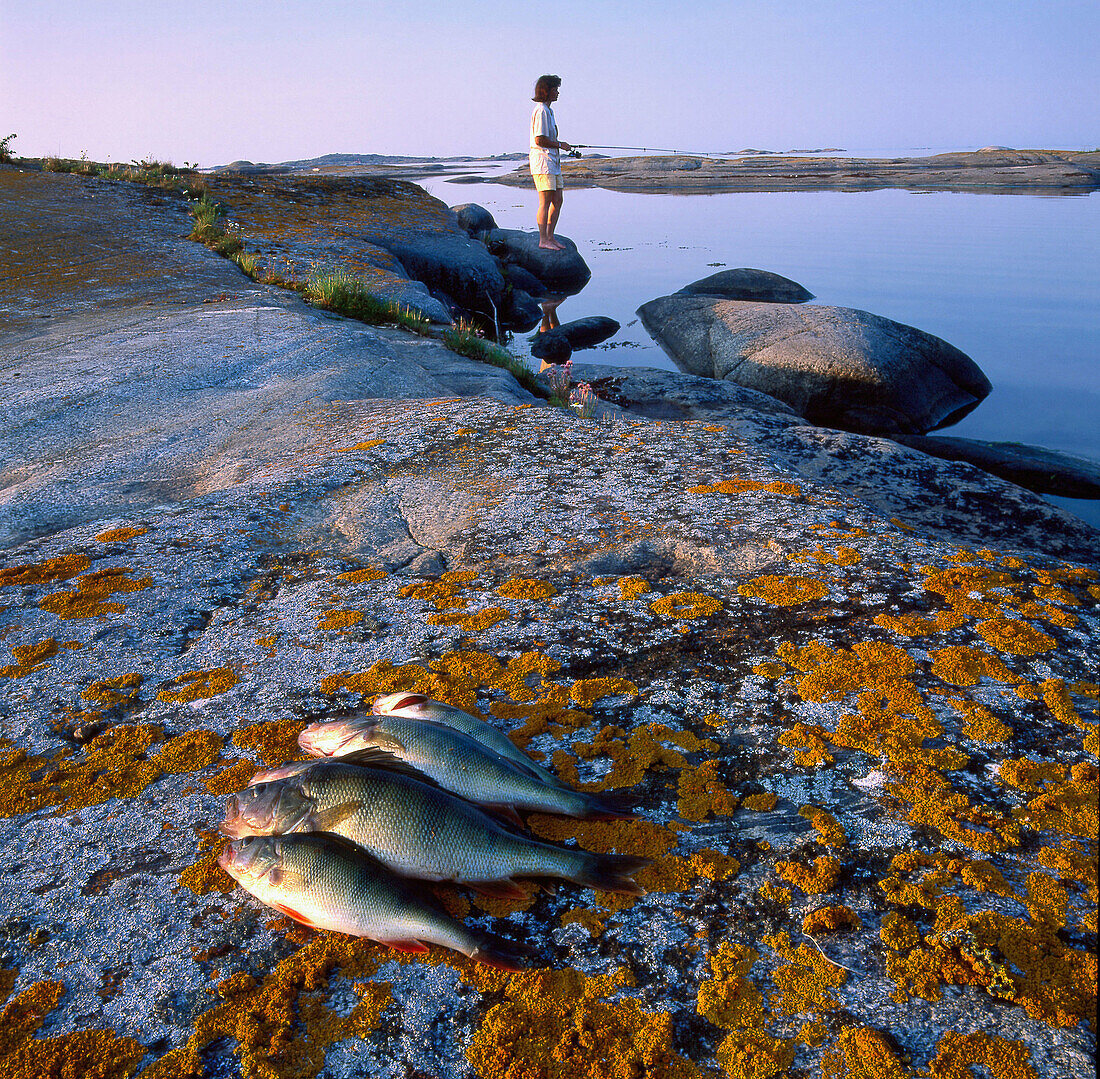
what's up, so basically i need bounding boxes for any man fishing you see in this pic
[530,74,572,250]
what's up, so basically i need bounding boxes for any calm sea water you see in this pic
[418,168,1100,530]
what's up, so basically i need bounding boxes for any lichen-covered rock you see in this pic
[637,294,993,435]
[0,163,1095,1079]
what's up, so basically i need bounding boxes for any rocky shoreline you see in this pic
[490,149,1100,193]
[0,163,1096,1079]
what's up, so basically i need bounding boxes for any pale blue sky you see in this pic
[2,0,1097,166]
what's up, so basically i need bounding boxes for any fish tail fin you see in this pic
[571,853,651,896]
[471,935,537,972]
[582,791,641,820]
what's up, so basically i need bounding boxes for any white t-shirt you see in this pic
[529,103,559,176]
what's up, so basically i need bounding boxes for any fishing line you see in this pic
[568,144,730,158]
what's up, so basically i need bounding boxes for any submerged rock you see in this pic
[500,287,543,332]
[676,267,814,303]
[637,294,992,435]
[485,228,592,292]
[895,434,1100,498]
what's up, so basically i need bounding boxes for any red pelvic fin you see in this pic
[467,878,528,900]
[379,938,430,955]
[271,902,318,929]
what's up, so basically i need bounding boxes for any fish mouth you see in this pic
[299,719,378,757]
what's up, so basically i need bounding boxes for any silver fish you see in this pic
[221,757,648,897]
[298,715,636,820]
[372,692,566,789]
[218,833,530,970]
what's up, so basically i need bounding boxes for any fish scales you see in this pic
[223,762,647,894]
[219,833,526,968]
[300,715,631,818]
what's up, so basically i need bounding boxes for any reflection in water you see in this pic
[417,169,1100,528]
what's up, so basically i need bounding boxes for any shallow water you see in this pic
[418,169,1100,531]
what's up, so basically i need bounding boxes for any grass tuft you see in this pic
[441,321,548,398]
[304,269,433,335]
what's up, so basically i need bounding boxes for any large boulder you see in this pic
[676,267,814,303]
[636,295,991,435]
[485,228,591,293]
[451,202,497,238]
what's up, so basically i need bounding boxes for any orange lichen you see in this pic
[677,760,738,820]
[950,698,1012,743]
[765,930,847,1015]
[336,566,386,583]
[873,610,968,636]
[799,806,846,847]
[788,545,861,567]
[95,526,149,542]
[777,723,834,767]
[973,616,1056,656]
[695,942,795,1079]
[153,730,222,774]
[928,646,1020,687]
[802,905,861,934]
[204,757,258,795]
[775,856,841,894]
[821,1026,912,1079]
[880,912,921,952]
[495,577,556,600]
[232,719,308,766]
[81,672,142,705]
[559,907,608,938]
[38,566,153,619]
[144,931,392,1079]
[0,977,145,1079]
[398,570,478,610]
[924,1032,1038,1079]
[429,607,511,633]
[1,639,60,678]
[758,883,791,908]
[618,576,650,600]
[177,835,236,896]
[157,666,239,703]
[741,793,777,812]
[689,479,801,497]
[738,575,828,606]
[339,438,385,451]
[0,552,90,588]
[649,592,723,619]
[316,609,364,630]
[569,677,638,709]
[465,967,700,1079]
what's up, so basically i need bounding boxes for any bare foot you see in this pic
[538,239,563,250]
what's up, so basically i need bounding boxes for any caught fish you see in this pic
[298,715,637,820]
[372,692,566,789]
[221,757,649,897]
[218,832,530,970]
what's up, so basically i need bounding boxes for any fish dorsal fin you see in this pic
[331,747,444,788]
[308,800,364,832]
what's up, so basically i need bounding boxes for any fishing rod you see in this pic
[568,144,729,158]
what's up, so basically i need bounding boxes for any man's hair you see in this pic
[532,75,562,102]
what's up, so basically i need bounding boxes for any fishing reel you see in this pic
[566,148,583,158]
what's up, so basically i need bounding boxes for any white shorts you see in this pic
[533,173,563,191]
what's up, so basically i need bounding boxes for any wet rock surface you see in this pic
[637,295,993,436]
[484,228,592,293]
[0,165,1096,1079]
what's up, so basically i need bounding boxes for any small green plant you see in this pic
[442,320,548,398]
[304,268,432,335]
[233,249,260,276]
[0,133,16,163]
